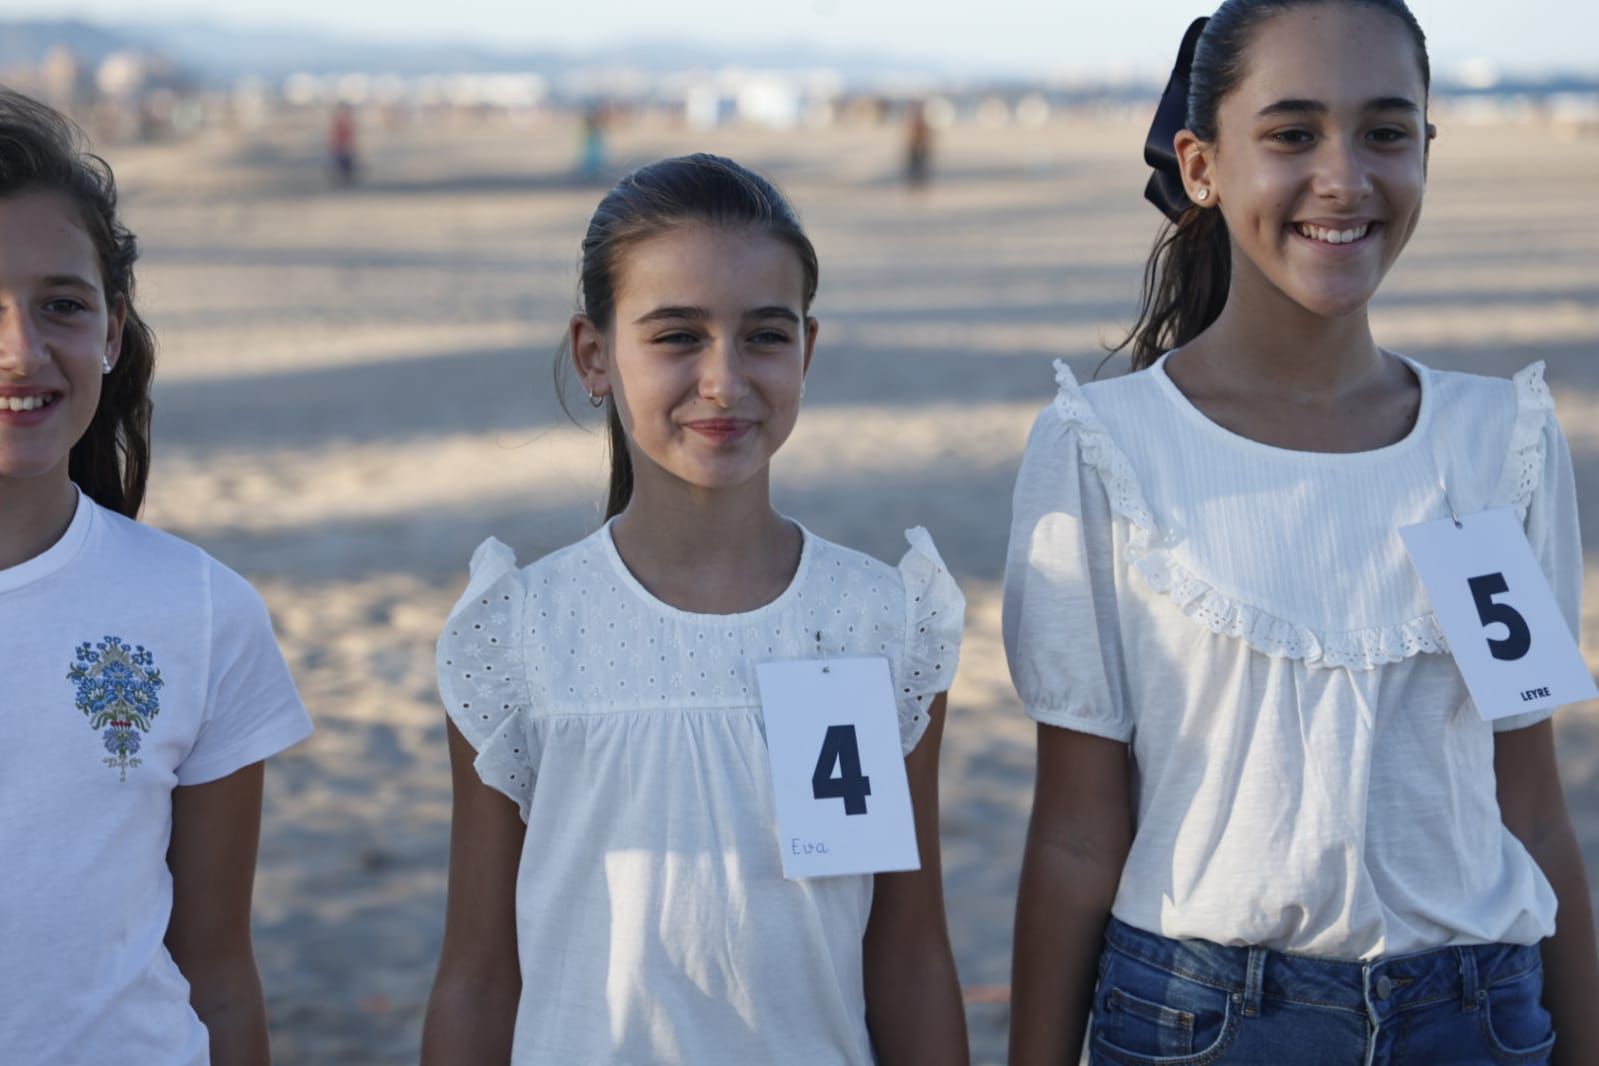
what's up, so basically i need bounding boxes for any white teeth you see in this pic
[1297,223,1371,245]
[3,395,54,412]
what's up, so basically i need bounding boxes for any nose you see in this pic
[698,336,749,408]
[0,305,48,374]
[1314,135,1374,205]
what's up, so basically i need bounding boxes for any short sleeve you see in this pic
[1002,404,1133,742]
[176,562,313,786]
[1494,406,1585,733]
[436,538,537,817]
[894,527,964,755]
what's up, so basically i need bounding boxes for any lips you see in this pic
[684,418,755,444]
[0,389,64,427]
[1,392,60,413]
[1292,221,1380,246]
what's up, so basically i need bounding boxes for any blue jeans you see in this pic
[1090,917,1555,1065]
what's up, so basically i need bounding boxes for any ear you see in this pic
[801,316,818,378]
[104,295,126,371]
[569,314,610,399]
[1174,128,1217,208]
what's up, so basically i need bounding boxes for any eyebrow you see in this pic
[42,274,99,292]
[633,305,801,325]
[1257,96,1421,118]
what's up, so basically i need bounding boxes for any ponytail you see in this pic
[1118,206,1230,370]
[603,404,633,522]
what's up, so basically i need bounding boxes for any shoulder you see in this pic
[92,504,215,575]
[1411,356,1524,415]
[802,529,904,589]
[96,505,267,612]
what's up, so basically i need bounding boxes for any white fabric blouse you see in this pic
[1003,354,1581,960]
[438,521,963,1065]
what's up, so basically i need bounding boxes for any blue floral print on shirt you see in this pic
[68,636,164,781]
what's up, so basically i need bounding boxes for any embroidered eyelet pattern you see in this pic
[437,529,965,814]
[67,636,164,782]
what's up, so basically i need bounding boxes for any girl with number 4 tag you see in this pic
[1005,3,1597,1065]
[424,155,968,1065]
[0,91,313,1064]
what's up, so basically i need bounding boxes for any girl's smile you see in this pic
[0,387,65,422]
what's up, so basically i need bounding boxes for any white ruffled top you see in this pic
[438,520,962,1065]
[1003,354,1582,959]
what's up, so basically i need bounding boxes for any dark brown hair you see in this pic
[1116,0,1430,369]
[558,153,819,520]
[0,88,155,515]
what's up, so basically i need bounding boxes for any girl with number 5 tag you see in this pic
[1005,3,1597,1065]
[423,155,968,1065]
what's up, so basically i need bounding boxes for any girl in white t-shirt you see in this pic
[422,153,969,1065]
[1006,3,1599,1065]
[0,91,311,1065]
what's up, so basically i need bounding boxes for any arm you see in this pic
[1009,725,1133,1066]
[1495,720,1599,1066]
[165,762,271,1066]
[421,719,527,1065]
[864,693,970,1066]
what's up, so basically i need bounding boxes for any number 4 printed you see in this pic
[812,725,872,815]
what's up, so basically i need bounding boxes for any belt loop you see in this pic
[1242,946,1266,1018]
[1458,947,1481,1012]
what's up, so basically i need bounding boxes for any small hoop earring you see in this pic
[587,389,605,408]
[1195,188,1210,202]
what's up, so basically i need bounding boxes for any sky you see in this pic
[9,0,1598,77]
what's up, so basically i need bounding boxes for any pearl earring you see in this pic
[1195,188,1210,202]
[101,356,113,374]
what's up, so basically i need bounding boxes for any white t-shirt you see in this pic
[1003,355,1578,960]
[0,490,313,1065]
[438,521,963,1065]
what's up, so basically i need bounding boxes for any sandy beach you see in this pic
[102,109,1599,1064]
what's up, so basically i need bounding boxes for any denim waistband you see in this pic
[1103,917,1542,1022]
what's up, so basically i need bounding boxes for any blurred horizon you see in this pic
[3,1,1598,81]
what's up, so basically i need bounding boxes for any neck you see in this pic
[614,465,786,568]
[0,470,79,571]
[610,463,799,613]
[1192,265,1383,398]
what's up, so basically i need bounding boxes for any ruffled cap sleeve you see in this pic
[894,527,964,754]
[1493,364,1584,732]
[437,537,536,818]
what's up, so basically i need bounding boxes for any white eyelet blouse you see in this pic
[439,521,963,1064]
[1003,354,1581,959]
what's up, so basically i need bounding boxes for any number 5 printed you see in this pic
[1468,572,1532,662]
[812,725,872,815]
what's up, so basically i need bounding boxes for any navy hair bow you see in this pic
[1143,17,1210,222]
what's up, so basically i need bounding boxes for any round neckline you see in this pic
[0,486,96,595]
[600,516,813,623]
[1150,349,1433,463]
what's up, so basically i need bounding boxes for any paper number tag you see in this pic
[755,657,920,879]
[1400,508,1597,720]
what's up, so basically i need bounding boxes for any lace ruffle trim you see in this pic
[1492,361,1554,521]
[896,527,964,753]
[1052,359,1450,671]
